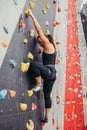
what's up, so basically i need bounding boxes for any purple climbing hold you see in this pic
[0,89,7,100]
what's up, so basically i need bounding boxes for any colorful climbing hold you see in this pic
[9,59,17,68]
[27,52,34,60]
[8,90,16,99]
[24,38,28,44]
[32,103,37,110]
[21,62,30,72]
[2,41,9,48]
[56,125,60,129]
[19,14,25,32]
[24,9,30,17]
[45,3,50,9]
[42,9,47,14]
[13,0,18,5]
[55,58,60,64]
[53,0,56,4]
[45,20,49,26]
[27,90,33,97]
[56,94,60,104]
[38,48,42,54]
[3,26,9,34]
[29,29,35,37]
[57,7,61,12]
[45,29,50,35]
[26,119,34,130]
[41,92,44,99]
[52,118,55,126]
[53,20,60,27]
[0,89,7,100]
[20,103,28,111]
[29,1,35,9]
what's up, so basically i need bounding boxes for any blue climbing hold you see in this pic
[13,0,18,5]
[9,59,17,68]
[3,26,9,34]
[0,89,7,100]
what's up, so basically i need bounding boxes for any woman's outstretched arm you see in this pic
[27,9,49,44]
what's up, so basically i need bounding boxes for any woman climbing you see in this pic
[27,9,57,124]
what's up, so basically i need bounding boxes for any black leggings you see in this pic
[29,61,56,108]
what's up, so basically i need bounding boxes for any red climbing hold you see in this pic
[57,7,61,12]
[53,0,56,4]
[56,125,60,129]
[52,118,55,126]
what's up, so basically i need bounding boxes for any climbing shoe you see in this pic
[32,86,42,92]
[40,116,48,125]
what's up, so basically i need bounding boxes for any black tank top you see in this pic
[42,51,56,65]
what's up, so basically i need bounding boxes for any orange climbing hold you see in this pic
[8,90,16,98]
[2,41,9,48]
[19,23,25,29]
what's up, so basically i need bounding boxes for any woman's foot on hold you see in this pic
[32,85,42,92]
[40,116,48,126]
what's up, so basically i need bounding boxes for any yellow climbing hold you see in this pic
[24,9,29,16]
[41,92,44,99]
[42,9,47,14]
[45,29,50,35]
[20,103,28,111]
[21,62,30,72]
[27,52,34,60]
[45,3,50,9]
[24,38,28,44]
[29,1,35,9]
[29,29,35,38]
[27,90,33,97]
[26,119,34,130]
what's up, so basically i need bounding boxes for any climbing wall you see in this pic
[0,0,56,130]
[0,0,87,130]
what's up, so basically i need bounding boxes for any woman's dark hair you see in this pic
[37,34,57,53]
[46,34,57,53]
